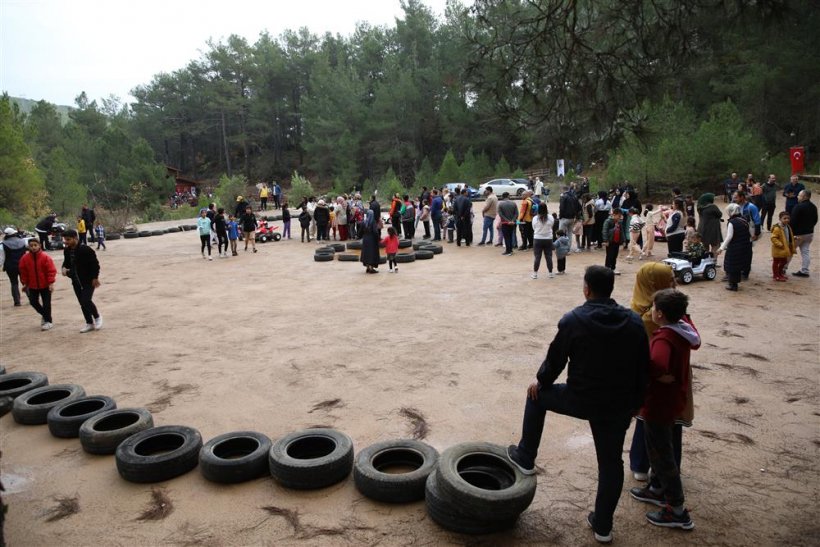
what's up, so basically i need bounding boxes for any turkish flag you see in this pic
[790,146,805,175]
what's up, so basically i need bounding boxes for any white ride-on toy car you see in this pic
[662,253,719,284]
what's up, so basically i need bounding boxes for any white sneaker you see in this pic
[613,270,621,275]
[531,272,538,279]
[574,249,582,253]
[208,255,213,261]
[94,316,103,330]
[557,271,566,275]
[80,323,94,333]
[389,268,394,273]
[41,322,53,331]
[548,272,555,278]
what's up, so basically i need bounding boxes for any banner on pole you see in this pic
[790,146,805,175]
[557,159,565,177]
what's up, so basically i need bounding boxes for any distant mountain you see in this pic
[10,96,73,124]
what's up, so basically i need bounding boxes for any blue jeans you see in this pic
[480,216,494,244]
[516,384,631,534]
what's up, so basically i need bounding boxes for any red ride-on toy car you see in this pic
[255,220,281,243]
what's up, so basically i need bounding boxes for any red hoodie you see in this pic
[18,249,57,290]
[639,316,700,424]
[381,235,399,254]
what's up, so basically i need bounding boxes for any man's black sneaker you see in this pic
[630,486,666,507]
[586,512,613,544]
[506,445,536,475]
[646,506,694,530]
[792,271,809,277]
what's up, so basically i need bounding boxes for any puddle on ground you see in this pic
[2,469,33,494]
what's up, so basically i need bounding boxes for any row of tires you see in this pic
[314,242,442,263]
[0,369,535,535]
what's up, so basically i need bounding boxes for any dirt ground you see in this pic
[0,195,818,546]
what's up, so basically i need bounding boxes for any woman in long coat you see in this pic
[717,203,752,291]
[696,193,723,253]
[360,210,382,274]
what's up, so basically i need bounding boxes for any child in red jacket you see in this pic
[630,288,699,531]
[18,238,57,330]
[382,227,399,273]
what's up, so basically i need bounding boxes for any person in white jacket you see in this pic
[531,205,557,279]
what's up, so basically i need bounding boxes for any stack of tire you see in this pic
[424,442,536,534]
[314,246,335,262]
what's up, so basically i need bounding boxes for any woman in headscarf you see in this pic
[360,210,382,274]
[716,203,752,291]
[696,193,723,254]
[628,262,690,481]
[593,191,611,248]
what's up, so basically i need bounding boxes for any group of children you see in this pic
[197,206,257,260]
[75,217,107,251]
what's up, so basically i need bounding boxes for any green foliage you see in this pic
[458,148,478,184]
[214,173,249,210]
[377,167,404,199]
[607,98,767,194]
[474,152,494,182]
[42,147,86,217]
[139,203,199,223]
[494,155,511,177]
[436,149,461,184]
[287,171,314,204]
[511,166,525,178]
[0,95,47,222]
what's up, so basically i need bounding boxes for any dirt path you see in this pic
[0,197,817,546]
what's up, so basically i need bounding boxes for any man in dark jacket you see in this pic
[35,213,57,249]
[81,205,96,242]
[791,189,817,277]
[61,229,102,332]
[760,174,778,231]
[454,189,473,246]
[508,265,649,544]
[1,227,27,306]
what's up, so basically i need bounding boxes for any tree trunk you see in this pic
[222,110,232,177]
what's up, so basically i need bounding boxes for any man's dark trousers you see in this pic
[516,384,631,535]
[72,281,98,324]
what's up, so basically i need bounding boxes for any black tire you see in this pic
[331,243,345,252]
[124,232,139,239]
[115,425,202,483]
[271,214,283,221]
[422,245,443,255]
[269,428,354,490]
[346,241,363,250]
[200,431,272,483]
[395,254,416,264]
[12,384,86,425]
[338,254,358,262]
[79,408,154,455]
[425,471,517,534]
[354,439,439,503]
[167,227,181,233]
[151,230,164,236]
[378,256,387,265]
[138,231,152,237]
[0,397,12,418]
[47,395,117,438]
[272,233,282,242]
[415,250,434,260]
[107,233,121,240]
[436,442,536,521]
[259,234,268,243]
[516,188,525,197]
[412,242,423,250]
[398,239,412,249]
[704,265,717,280]
[317,246,336,254]
[314,253,334,262]
[680,269,694,284]
[0,364,5,374]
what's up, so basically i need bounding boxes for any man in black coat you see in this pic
[81,205,96,242]
[791,189,817,277]
[1,227,27,306]
[61,229,102,333]
[454,189,473,246]
[508,266,649,543]
[35,213,57,249]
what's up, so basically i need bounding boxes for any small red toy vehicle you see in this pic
[255,219,281,242]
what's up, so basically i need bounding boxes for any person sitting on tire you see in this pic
[507,266,649,544]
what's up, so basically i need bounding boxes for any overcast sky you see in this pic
[1,0,454,107]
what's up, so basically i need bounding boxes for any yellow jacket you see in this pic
[77,219,86,234]
[519,198,534,222]
[770,223,795,258]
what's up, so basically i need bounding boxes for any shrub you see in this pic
[287,171,314,204]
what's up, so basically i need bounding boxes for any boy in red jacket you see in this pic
[18,239,57,330]
[630,288,699,531]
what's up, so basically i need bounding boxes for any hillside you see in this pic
[10,96,72,124]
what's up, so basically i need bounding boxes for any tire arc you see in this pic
[47,395,117,438]
[199,431,272,483]
[115,425,202,483]
[12,384,86,425]
[79,408,154,455]
[425,470,518,534]
[354,439,439,503]
[0,371,48,400]
[269,428,354,490]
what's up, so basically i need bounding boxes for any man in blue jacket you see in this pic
[430,189,444,241]
[508,265,649,544]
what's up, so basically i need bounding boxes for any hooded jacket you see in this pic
[639,318,700,424]
[536,298,649,417]
[19,249,57,289]
[313,204,330,225]
[1,235,27,272]
[62,244,100,286]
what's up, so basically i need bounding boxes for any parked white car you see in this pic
[478,178,529,197]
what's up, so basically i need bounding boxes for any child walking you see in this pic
[630,288,699,531]
[94,221,106,251]
[770,211,795,281]
[197,208,213,260]
[640,204,659,258]
[77,217,88,246]
[554,229,570,274]
[382,227,400,273]
[626,208,644,261]
[214,208,228,257]
[602,208,624,274]
[241,206,258,253]
[227,214,239,256]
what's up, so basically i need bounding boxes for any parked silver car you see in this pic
[478,178,529,197]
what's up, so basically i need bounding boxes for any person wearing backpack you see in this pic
[626,208,645,261]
